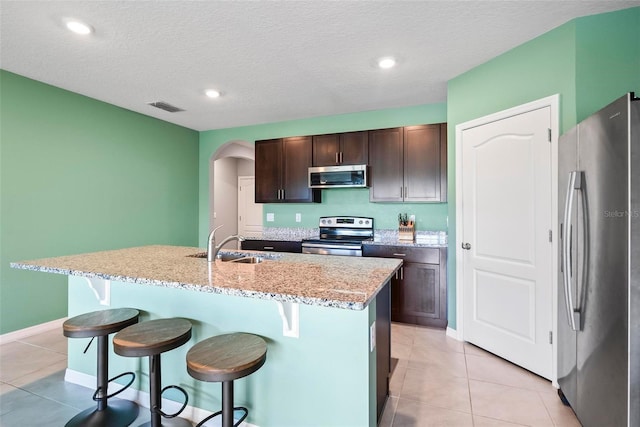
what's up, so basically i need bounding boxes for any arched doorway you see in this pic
[209,140,262,248]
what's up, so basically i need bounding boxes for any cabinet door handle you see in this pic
[404,187,408,199]
[340,152,343,163]
[400,186,403,198]
[400,267,403,280]
[336,152,339,164]
[281,189,285,199]
[392,253,406,257]
[263,246,275,250]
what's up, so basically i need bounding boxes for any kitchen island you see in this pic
[11,245,401,427]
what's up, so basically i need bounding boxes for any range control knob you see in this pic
[359,220,363,224]
[321,219,326,224]
[327,219,332,224]
[365,220,370,225]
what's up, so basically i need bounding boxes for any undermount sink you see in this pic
[227,256,263,264]
[186,252,263,263]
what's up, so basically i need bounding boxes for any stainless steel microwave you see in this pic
[308,164,368,189]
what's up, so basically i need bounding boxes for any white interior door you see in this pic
[460,106,553,379]
[238,176,263,238]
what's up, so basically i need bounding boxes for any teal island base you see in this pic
[65,276,390,427]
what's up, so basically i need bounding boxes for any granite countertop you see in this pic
[10,245,401,310]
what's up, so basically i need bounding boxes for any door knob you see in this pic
[461,242,471,250]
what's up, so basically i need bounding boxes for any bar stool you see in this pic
[113,318,192,427]
[186,333,267,427]
[63,307,140,427]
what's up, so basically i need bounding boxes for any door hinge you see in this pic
[548,128,552,142]
[549,229,552,242]
[549,331,553,344]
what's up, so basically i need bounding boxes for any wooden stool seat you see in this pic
[113,318,192,357]
[187,333,267,427]
[64,308,139,338]
[187,333,267,382]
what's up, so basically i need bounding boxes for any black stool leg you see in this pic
[149,354,162,427]
[222,381,233,427]
[65,336,138,427]
[139,354,191,427]
[96,335,108,410]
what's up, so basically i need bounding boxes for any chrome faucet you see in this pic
[213,234,246,260]
[207,225,245,262]
[207,225,223,262]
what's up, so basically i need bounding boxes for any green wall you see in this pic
[0,71,199,334]
[575,8,640,122]
[446,7,640,329]
[198,103,448,247]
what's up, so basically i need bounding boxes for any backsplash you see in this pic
[375,230,448,245]
[251,227,448,246]
[259,227,320,241]
[262,187,449,230]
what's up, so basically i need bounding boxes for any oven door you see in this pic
[301,242,362,257]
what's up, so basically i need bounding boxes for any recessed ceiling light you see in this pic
[205,89,221,98]
[378,57,396,69]
[65,20,93,35]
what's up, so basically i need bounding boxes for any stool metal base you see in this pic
[137,417,193,427]
[65,399,139,427]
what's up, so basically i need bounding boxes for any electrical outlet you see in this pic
[213,212,217,219]
[370,321,376,352]
[295,213,301,222]
[266,213,275,222]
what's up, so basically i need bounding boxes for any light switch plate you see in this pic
[266,213,275,222]
[295,213,301,222]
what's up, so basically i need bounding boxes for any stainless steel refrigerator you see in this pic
[558,92,639,427]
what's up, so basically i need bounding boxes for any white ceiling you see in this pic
[1,1,638,131]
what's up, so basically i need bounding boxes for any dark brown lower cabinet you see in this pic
[364,245,447,328]
[241,240,302,253]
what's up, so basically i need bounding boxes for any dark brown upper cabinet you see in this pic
[369,124,447,202]
[312,131,368,166]
[255,136,321,203]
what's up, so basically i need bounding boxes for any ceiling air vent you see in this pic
[147,101,184,113]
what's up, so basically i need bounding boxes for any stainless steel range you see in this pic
[301,216,374,257]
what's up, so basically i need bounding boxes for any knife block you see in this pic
[398,224,415,242]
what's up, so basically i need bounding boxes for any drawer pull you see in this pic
[263,246,275,250]
[392,253,407,257]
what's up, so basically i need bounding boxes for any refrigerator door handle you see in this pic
[562,171,580,331]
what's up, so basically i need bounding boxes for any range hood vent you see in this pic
[147,101,184,113]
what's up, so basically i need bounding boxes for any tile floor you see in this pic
[0,323,581,426]
[379,323,581,427]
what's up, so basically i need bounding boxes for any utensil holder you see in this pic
[398,224,415,242]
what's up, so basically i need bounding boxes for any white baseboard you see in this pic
[0,317,67,345]
[65,369,258,427]
[446,326,461,341]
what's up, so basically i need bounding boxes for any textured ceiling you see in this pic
[1,1,638,131]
